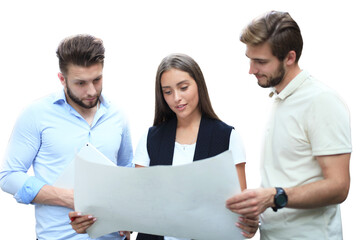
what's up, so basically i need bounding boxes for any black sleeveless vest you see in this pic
[136,116,233,240]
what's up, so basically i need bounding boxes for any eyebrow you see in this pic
[245,54,263,60]
[161,80,189,89]
[74,74,103,82]
[245,53,270,62]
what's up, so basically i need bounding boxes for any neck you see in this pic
[175,110,202,144]
[176,110,202,129]
[66,95,99,126]
[275,64,302,94]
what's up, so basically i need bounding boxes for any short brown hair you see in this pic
[56,34,105,76]
[153,53,219,126]
[240,11,303,62]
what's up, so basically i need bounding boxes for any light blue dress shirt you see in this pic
[0,91,133,240]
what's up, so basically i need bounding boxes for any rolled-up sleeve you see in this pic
[14,176,46,204]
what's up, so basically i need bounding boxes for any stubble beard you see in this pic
[258,63,285,88]
[66,86,100,109]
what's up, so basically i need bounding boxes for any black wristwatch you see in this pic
[272,187,288,212]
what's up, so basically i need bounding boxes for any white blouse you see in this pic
[133,129,246,240]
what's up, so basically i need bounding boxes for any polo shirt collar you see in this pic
[272,70,309,100]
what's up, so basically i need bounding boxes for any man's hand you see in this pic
[226,188,275,218]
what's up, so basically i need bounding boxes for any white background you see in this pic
[0,0,358,239]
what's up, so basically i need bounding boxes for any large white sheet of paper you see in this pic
[53,143,115,188]
[74,146,243,240]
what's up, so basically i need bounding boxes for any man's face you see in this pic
[59,63,103,110]
[245,42,285,88]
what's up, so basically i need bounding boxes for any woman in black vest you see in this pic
[134,54,257,240]
[69,54,258,240]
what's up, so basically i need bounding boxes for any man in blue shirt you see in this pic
[0,34,133,240]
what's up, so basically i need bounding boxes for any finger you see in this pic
[71,216,96,233]
[236,221,258,232]
[226,189,255,205]
[227,198,255,212]
[227,202,246,212]
[228,205,259,217]
[71,215,95,224]
[236,223,257,239]
[69,211,82,222]
[71,216,96,229]
[73,224,88,234]
[239,216,259,227]
[119,231,131,239]
[244,215,259,221]
[236,216,259,239]
[228,199,263,217]
[226,194,244,206]
[242,230,256,239]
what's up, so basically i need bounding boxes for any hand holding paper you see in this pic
[69,211,96,234]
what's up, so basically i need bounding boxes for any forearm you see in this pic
[285,178,349,209]
[236,163,247,191]
[261,178,350,210]
[33,185,74,209]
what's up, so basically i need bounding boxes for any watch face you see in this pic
[277,194,287,207]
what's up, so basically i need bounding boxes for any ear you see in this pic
[285,50,297,66]
[58,72,66,87]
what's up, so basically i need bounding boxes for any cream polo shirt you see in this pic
[259,70,352,240]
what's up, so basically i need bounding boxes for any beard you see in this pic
[66,86,100,109]
[258,63,285,88]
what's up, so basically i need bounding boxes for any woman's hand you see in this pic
[69,211,96,234]
[236,215,259,238]
[119,231,131,239]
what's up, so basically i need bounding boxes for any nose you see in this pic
[86,83,97,96]
[173,90,182,102]
[249,61,258,75]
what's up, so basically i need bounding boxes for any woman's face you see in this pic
[160,68,200,121]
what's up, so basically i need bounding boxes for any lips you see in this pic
[85,97,97,101]
[175,104,187,110]
[255,74,267,80]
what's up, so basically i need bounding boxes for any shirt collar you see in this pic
[53,90,66,105]
[271,70,310,100]
[52,90,110,108]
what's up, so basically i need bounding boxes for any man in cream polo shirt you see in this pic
[226,11,352,239]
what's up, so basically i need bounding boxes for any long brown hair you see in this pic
[153,53,219,126]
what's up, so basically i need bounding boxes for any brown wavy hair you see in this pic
[240,11,303,62]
